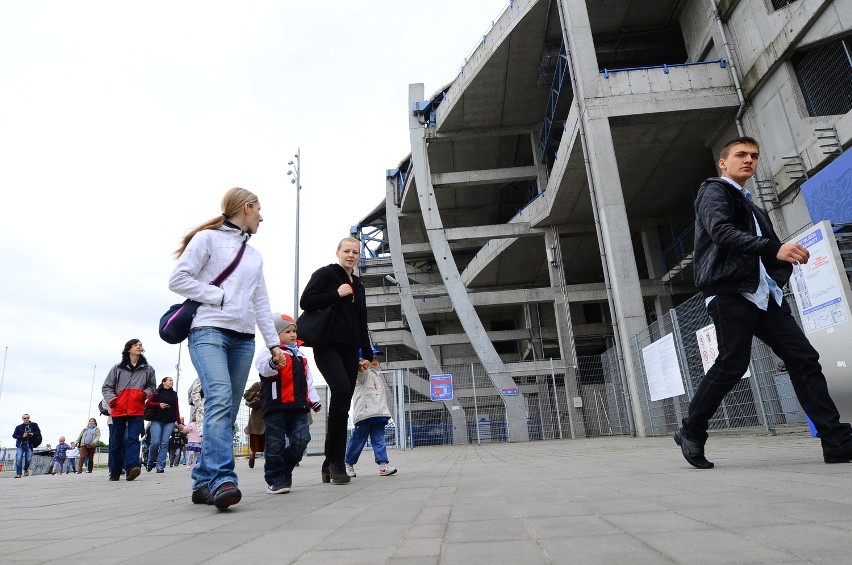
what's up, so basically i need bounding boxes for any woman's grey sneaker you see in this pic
[379,464,397,476]
[345,464,356,477]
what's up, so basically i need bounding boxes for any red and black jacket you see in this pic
[259,350,316,416]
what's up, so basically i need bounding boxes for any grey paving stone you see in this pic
[391,537,443,557]
[441,539,549,564]
[444,518,532,543]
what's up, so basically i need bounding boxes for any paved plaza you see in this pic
[2,432,852,564]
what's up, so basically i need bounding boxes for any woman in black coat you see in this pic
[300,236,372,484]
[144,377,181,473]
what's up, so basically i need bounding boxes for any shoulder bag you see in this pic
[159,241,247,344]
[296,303,338,347]
[297,266,345,347]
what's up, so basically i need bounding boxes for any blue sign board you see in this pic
[430,374,453,401]
[501,387,519,396]
[801,148,852,228]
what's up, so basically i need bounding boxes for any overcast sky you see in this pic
[0,0,510,449]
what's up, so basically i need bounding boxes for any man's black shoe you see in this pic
[191,485,213,504]
[108,474,120,481]
[674,429,714,469]
[213,482,242,510]
[823,442,852,464]
[126,466,141,481]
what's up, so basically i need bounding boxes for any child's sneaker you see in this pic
[266,482,291,494]
[379,464,397,476]
[345,464,356,477]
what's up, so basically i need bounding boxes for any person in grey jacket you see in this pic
[675,136,852,469]
[169,186,285,510]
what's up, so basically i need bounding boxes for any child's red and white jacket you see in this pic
[254,344,321,416]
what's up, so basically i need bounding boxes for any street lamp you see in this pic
[287,148,301,317]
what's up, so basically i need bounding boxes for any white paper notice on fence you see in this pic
[790,225,849,333]
[695,324,750,379]
[641,333,685,402]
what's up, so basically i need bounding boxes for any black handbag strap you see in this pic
[210,241,247,287]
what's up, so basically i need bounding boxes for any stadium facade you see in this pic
[353,0,851,443]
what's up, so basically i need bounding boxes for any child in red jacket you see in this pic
[254,314,321,494]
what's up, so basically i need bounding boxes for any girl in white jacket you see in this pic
[168,187,285,510]
[344,351,397,477]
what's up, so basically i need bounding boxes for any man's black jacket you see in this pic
[693,177,791,297]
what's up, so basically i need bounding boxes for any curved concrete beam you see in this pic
[385,172,470,444]
[409,83,530,442]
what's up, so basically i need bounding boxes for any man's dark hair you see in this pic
[720,136,760,159]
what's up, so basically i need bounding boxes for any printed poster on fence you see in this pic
[790,224,849,333]
[641,333,685,402]
[695,324,750,379]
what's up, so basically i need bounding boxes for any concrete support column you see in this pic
[558,0,648,436]
[640,225,675,321]
[544,226,586,439]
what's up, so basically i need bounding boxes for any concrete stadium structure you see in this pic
[354,0,852,442]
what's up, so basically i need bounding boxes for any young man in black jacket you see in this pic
[675,136,852,469]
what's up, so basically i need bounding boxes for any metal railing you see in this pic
[600,58,726,79]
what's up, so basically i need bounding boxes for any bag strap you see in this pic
[210,241,247,287]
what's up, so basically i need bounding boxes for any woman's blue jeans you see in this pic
[345,420,390,466]
[147,421,176,470]
[188,327,255,493]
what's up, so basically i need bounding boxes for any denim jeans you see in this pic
[64,458,77,473]
[147,421,176,470]
[263,411,310,485]
[109,416,144,474]
[15,445,32,475]
[345,420,390,466]
[188,326,255,493]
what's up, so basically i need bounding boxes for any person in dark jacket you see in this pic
[102,339,157,481]
[145,377,181,473]
[255,314,322,493]
[12,414,42,478]
[675,136,852,469]
[168,424,187,467]
[300,237,372,484]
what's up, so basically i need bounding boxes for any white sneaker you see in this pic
[379,464,397,476]
[345,464,356,477]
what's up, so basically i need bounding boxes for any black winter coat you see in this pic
[299,264,372,356]
[693,178,790,297]
[144,387,180,423]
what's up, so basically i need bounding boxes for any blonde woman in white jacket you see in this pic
[169,187,285,510]
[344,351,397,477]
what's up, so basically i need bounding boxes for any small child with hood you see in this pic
[345,348,398,477]
[255,313,321,494]
[51,437,71,475]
